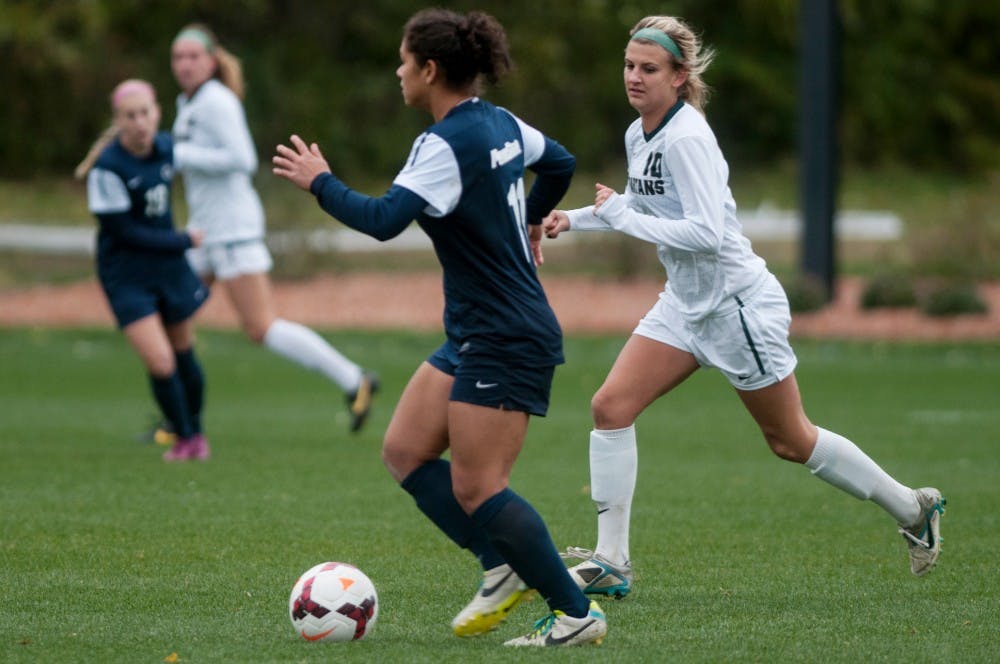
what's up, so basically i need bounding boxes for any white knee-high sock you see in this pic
[263,318,362,392]
[590,425,637,566]
[806,427,920,525]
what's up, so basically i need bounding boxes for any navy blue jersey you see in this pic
[312,99,574,366]
[409,101,564,364]
[87,132,193,288]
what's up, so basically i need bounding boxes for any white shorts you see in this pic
[186,239,273,280]
[633,272,797,390]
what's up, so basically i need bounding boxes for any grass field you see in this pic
[2,328,998,663]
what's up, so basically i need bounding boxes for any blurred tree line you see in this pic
[0,0,996,180]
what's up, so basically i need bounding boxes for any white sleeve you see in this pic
[510,115,546,166]
[564,187,638,231]
[174,91,258,175]
[391,133,462,217]
[87,168,130,214]
[594,137,724,252]
[566,206,613,232]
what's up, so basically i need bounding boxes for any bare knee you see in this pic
[146,353,177,379]
[381,433,438,484]
[760,427,813,464]
[381,437,412,484]
[450,476,491,515]
[591,387,639,430]
[244,322,269,345]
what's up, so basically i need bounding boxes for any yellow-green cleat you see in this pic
[451,563,534,637]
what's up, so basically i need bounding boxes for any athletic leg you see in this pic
[737,373,921,520]
[576,335,697,587]
[223,272,364,392]
[383,362,521,634]
[123,315,199,460]
[385,362,504,568]
[166,318,204,434]
[450,402,589,618]
[737,374,944,574]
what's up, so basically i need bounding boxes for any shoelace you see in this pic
[898,507,937,549]
[561,546,596,562]
[899,527,930,549]
[527,613,557,638]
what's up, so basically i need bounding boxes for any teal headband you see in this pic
[173,27,214,52]
[630,28,684,62]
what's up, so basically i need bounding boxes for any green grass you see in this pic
[1,329,999,662]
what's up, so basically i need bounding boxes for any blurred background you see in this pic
[0,0,997,312]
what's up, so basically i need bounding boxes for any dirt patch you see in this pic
[0,273,998,341]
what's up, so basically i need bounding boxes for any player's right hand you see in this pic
[543,210,570,238]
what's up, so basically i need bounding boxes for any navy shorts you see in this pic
[101,267,208,329]
[427,339,555,417]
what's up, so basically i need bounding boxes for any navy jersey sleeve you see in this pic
[524,137,575,225]
[310,173,427,241]
[95,212,193,254]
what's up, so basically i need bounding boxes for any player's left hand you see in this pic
[272,135,331,191]
[594,182,616,210]
[529,223,544,266]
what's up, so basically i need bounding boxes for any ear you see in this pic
[671,67,689,90]
[422,59,439,85]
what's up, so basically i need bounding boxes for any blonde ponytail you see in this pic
[75,125,119,180]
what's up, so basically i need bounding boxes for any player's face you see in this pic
[114,92,161,156]
[623,41,687,118]
[171,38,216,96]
[397,41,430,111]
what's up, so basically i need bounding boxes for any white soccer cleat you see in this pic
[562,547,633,598]
[503,600,607,647]
[451,563,533,637]
[899,487,946,576]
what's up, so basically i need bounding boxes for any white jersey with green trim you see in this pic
[172,79,265,245]
[567,101,767,322]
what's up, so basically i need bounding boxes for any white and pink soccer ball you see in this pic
[289,561,378,642]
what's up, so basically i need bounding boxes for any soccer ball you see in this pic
[289,561,379,642]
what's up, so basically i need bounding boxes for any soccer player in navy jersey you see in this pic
[76,80,210,462]
[169,24,377,433]
[542,16,945,593]
[273,8,606,648]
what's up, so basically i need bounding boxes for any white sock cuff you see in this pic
[592,424,636,443]
[804,426,832,471]
[262,318,292,348]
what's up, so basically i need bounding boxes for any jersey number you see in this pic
[145,184,169,218]
[506,178,532,264]
[643,152,663,178]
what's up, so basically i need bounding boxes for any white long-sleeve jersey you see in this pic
[172,79,265,244]
[567,102,767,322]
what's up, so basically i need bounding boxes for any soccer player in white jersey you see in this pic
[543,15,945,595]
[169,24,377,432]
[274,8,606,648]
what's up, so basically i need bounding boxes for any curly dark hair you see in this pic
[403,8,513,91]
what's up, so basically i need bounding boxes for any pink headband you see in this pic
[111,79,155,108]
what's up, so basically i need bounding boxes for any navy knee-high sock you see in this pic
[400,460,505,570]
[472,488,589,618]
[149,373,195,439]
[174,348,205,434]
